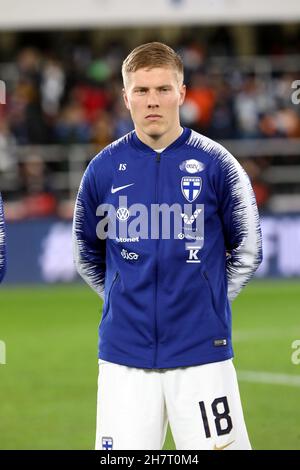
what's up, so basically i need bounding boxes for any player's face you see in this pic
[123,67,186,145]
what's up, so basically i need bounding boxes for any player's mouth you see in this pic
[145,114,162,121]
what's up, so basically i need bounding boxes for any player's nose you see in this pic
[146,89,160,108]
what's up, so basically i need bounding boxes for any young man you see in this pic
[0,193,6,282]
[73,42,262,450]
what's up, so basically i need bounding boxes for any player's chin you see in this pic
[144,122,165,136]
[148,131,164,140]
[144,120,162,128]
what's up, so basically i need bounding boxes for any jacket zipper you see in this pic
[153,152,161,367]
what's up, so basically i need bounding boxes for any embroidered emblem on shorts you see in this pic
[102,436,113,450]
[214,339,227,347]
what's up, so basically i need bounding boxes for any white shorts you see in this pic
[95,359,251,450]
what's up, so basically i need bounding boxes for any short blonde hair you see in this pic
[122,42,184,87]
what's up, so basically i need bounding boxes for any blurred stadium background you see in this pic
[1,0,300,450]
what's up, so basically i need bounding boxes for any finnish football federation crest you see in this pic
[181,177,202,202]
[179,159,205,174]
[102,436,113,450]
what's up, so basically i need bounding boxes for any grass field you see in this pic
[0,280,300,450]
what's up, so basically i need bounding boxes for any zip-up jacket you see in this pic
[73,127,262,369]
[0,193,6,283]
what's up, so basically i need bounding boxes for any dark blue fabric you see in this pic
[74,128,262,369]
[0,193,6,282]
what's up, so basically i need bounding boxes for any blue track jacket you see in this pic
[73,128,262,369]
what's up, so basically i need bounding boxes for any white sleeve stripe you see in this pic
[187,131,262,301]
[72,183,105,299]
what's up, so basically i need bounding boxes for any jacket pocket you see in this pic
[202,270,226,329]
[202,271,218,316]
[104,271,119,318]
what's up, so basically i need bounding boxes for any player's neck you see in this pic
[135,125,183,151]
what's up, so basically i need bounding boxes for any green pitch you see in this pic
[0,280,299,450]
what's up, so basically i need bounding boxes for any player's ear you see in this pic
[179,84,186,106]
[122,88,130,110]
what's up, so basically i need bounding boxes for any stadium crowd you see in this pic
[0,27,300,218]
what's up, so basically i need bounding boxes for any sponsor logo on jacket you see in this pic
[121,249,139,261]
[116,236,140,243]
[179,159,205,174]
[181,208,202,225]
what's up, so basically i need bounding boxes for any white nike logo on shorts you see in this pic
[111,183,134,194]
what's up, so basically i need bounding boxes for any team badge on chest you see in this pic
[181,176,202,202]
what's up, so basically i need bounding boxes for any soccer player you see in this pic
[73,42,262,450]
[0,193,6,282]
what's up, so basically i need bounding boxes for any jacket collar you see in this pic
[131,127,191,154]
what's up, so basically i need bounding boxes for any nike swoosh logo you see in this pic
[111,183,134,194]
[213,440,235,450]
